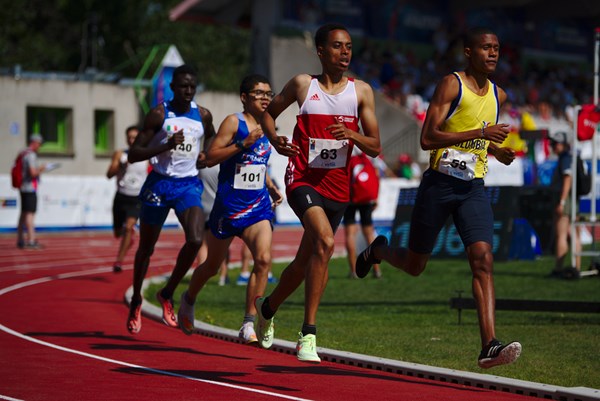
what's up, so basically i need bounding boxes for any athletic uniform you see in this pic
[409,72,498,253]
[286,76,359,230]
[112,150,148,232]
[139,101,205,226]
[210,113,274,239]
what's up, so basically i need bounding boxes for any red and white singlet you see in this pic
[285,76,359,202]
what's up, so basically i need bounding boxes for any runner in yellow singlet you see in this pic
[356,27,522,369]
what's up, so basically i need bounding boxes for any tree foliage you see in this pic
[0,0,251,91]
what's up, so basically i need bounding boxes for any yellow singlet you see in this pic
[430,72,499,180]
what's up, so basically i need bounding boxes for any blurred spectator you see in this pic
[395,153,421,180]
[548,131,581,279]
[15,133,47,250]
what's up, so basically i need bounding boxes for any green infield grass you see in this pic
[147,255,600,389]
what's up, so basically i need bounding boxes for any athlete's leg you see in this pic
[267,232,313,313]
[300,206,335,326]
[131,220,163,303]
[116,216,136,265]
[162,206,205,297]
[466,241,496,347]
[186,229,232,302]
[344,222,359,276]
[240,220,273,315]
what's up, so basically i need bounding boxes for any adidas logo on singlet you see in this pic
[309,93,320,101]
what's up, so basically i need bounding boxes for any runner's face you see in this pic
[170,73,197,104]
[467,34,500,74]
[319,29,352,71]
[126,129,139,147]
[244,82,273,113]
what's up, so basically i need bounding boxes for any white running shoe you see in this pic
[238,321,258,345]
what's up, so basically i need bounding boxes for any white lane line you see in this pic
[0,257,176,273]
[0,268,314,401]
[0,395,25,401]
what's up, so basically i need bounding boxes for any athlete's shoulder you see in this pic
[198,105,213,119]
[290,73,313,87]
[353,77,374,93]
[431,73,461,103]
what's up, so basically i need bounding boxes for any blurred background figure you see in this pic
[344,149,382,278]
[106,125,149,273]
[15,133,47,250]
[548,131,581,279]
[395,153,421,180]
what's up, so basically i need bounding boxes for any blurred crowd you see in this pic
[351,25,595,183]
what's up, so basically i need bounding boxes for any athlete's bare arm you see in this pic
[261,74,311,157]
[197,106,216,168]
[420,74,509,150]
[128,105,183,163]
[106,150,124,179]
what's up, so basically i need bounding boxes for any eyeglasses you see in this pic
[247,90,275,99]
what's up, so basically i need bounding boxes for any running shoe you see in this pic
[238,322,258,345]
[178,291,195,336]
[24,241,43,250]
[236,272,250,286]
[127,302,142,334]
[254,296,274,349]
[113,263,123,273]
[156,290,178,328]
[296,332,321,363]
[478,339,522,369]
[355,235,388,279]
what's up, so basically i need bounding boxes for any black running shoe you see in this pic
[356,235,388,279]
[478,339,522,369]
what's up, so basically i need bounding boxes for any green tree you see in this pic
[0,0,251,91]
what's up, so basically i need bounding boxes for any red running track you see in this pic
[0,228,537,401]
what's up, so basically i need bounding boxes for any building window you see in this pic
[94,109,114,156]
[26,106,73,154]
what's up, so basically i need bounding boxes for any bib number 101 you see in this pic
[233,164,266,190]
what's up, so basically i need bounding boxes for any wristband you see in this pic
[235,139,247,150]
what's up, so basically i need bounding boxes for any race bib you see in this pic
[171,133,198,160]
[436,148,477,181]
[308,138,349,169]
[233,164,266,190]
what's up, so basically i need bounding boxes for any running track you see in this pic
[0,228,539,401]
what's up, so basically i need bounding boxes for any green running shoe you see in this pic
[254,297,274,349]
[296,332,321,363]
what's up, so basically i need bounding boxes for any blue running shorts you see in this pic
[139,171,204,226]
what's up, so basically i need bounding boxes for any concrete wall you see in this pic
[0,77,141,175]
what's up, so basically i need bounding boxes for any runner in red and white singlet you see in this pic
[256,23,381,363]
